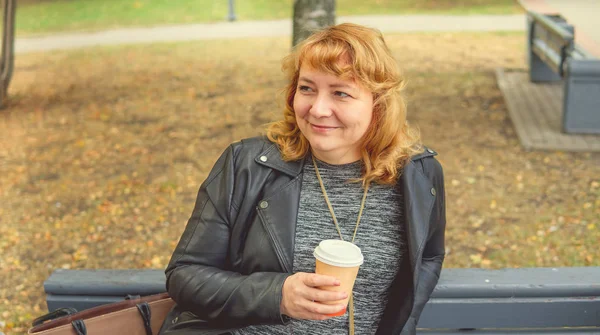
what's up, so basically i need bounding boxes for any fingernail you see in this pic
[334,280,341,286]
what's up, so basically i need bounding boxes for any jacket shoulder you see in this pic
[411,146,438,161]
[411,146,443,177]
[204,136,271,184]
[230,136,272,157]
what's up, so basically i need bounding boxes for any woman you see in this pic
[159,23,446,335]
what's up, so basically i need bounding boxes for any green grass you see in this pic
[15,0,522,36]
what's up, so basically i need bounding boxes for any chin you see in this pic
[307,137,332,148]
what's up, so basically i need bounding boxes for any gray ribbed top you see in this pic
[233,156,405,334]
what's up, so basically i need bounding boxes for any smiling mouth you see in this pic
[310,124,339,130]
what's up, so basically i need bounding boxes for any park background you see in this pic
[0,0,598,333]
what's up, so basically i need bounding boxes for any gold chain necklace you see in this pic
[311,154,370,335]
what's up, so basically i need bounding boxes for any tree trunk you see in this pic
[292,0,335,47]
[0,0,16,109]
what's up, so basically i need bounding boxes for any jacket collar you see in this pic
[410,147,437,161]
[254,142,436,176]
[254,142,304,177]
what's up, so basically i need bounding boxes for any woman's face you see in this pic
[293,64,374,164]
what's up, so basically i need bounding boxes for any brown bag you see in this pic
[28,293,175,335]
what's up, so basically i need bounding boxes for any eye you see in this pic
[334,91,351,98]
[298,85,313,92]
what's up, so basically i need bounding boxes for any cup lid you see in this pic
[313,240,364,267]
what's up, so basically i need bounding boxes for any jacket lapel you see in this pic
[256,176,303,273]
[254,143,304,273]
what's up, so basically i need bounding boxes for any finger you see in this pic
[302,273,340,287]
[304,287,347,303]
[303,300,347,316]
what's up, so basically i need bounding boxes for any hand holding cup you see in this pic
[280,272,349,320]
[280,240,364,320]
[313,240,364,317]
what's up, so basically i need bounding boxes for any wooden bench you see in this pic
[527,11,600,134]
[43,267,600,334]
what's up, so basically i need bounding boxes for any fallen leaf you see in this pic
[470,254,482,264]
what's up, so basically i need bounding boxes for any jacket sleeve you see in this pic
[402,157,446,334]
[164,144,291,327]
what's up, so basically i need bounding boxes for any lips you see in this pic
[310,123,338,130]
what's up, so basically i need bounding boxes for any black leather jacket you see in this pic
[161,137,446,335]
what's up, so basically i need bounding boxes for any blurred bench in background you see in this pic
[527,11,600,134]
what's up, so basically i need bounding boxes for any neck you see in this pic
[311,148,361,165]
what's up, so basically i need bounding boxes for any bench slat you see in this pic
[529,11,574,41]
[431,267,600,298]
[419,329,600,335]
[44,268,166,296]
[532,39,564,74]
[420,297,600,328]
[45,268,600,299]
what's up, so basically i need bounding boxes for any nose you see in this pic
[309,93,333,118]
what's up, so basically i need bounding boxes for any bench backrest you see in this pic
[528,11,574,77]
[43,267,600,333]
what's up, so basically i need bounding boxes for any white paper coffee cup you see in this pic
[313,240,363,316]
